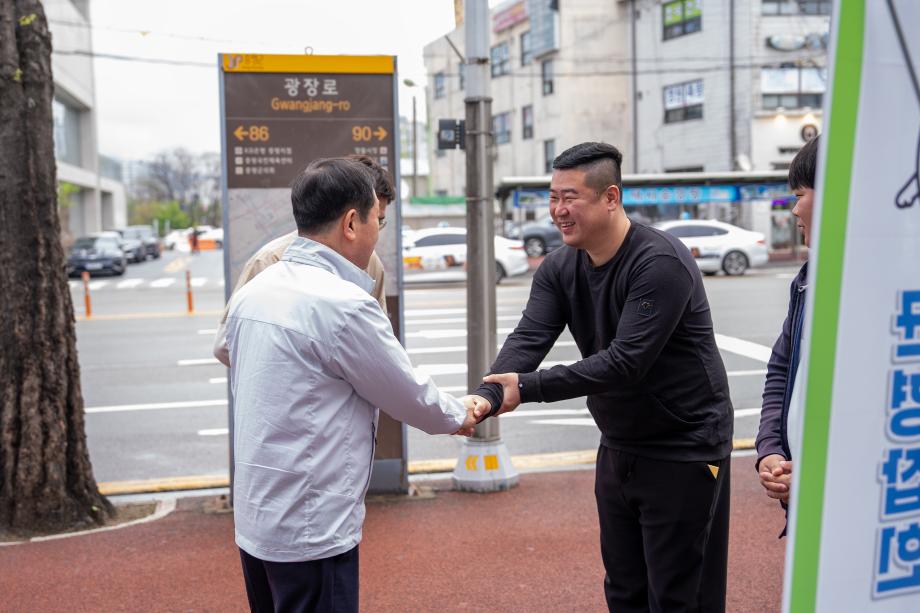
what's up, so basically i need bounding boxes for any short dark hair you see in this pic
[290,158,376,234]
[788,135,819,190]
[552,142,624,192]
[346,154,396,203]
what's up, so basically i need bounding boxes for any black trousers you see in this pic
[239,546,359,613]
[595,447,730,613]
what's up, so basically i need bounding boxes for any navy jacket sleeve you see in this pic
[755,280,796,469]
[517,255,693,404]
[473,260,567,411]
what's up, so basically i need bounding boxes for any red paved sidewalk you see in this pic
[0,457,786,612]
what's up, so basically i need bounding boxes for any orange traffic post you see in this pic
[186,270,194,314]
[81,270,92,318]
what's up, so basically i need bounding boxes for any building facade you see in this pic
[423,0,829,188]
[47,0,126,243]
[423,0,634,200]
[632,0,829,174]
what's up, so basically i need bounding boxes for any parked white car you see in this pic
[654,219,769,276]
[402,227,529,283]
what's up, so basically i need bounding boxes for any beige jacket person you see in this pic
[213,230,387,366]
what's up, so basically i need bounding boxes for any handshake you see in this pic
[452,372,523,436]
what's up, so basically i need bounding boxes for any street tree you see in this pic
[0,0,112,533]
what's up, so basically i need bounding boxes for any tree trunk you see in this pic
[0,0,112,533]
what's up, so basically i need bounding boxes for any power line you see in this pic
[47,18,282,47]
[53,48,826,79]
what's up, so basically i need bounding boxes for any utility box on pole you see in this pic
[452,0,518,492]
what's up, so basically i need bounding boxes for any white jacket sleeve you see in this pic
[213,318,231,367]
[329,299,467,435]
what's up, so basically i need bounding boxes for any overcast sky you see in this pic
[83,0,465,161]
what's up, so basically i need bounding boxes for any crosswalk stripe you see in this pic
[714,334,772,363]
[191,277,207,287]
[87,280,108,290]
[406,327,516,340]
[116,279,143,289]
[150,278,176,288]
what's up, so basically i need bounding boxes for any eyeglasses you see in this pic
[378,217,388,229]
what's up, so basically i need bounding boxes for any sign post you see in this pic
[218,53,408,493]
[784,1,920,610]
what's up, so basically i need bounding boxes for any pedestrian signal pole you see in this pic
[452,0,518,492]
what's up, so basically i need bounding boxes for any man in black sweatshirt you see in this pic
[473,142,733,613]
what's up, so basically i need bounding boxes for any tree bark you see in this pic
[0,0,112,533]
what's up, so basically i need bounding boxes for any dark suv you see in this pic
[521,215,562,257]
[120,225,162,260]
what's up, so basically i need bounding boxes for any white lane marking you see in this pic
[87,280,108,290]
[68,281,78,290]
[198,329,218,335]
[415,360,570,378]
[531,418,597,427]
[191,277,207,287]
[86,399,227,414]
[406,327,516,340]
[209,377,227,384]
[406,315,523,326]
[404,307,521,318]
[219,279,225,287]
[714,334,772,363]
[198,428,229,436]
[150,277,176,288]
[502,408,590,419]
[407,340,578,356]
[531,407,761,427]
[728,369,767,377]
[116,279,143,289]
[775,273,797,279]
[178,358,220,366]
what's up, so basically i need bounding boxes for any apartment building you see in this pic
[424,0,634,197]
[46,0,126,242]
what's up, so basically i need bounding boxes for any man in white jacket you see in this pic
[225,157,484,612]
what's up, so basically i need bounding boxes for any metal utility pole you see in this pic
[452,0,518,492]
[412,95,418,198]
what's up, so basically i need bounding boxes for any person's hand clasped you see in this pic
[758,454,793,502]
[481,372,522,416]
[454,395,492,436]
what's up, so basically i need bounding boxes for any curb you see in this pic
[99,438,757,496]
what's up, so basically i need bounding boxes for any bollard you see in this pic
[186,270,194,314]
[81,270,92,318]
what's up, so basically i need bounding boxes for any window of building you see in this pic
[663,0,702,40]
[762,0,832,16]
[491,42,511,77]
[458,63,466,90]
[663,79,704,123]
[521,31,533,66]
[52,98,82,166]
[761,66,826,110]
[493,112,512,144]
[543,139,556,173]
[522,105,534,140]
[434,72,446,99]
[541,59,554,96]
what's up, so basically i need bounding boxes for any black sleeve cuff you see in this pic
[473,382,503,418]
[517,371,542,404]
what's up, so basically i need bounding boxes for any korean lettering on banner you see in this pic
[875,290,920,597]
